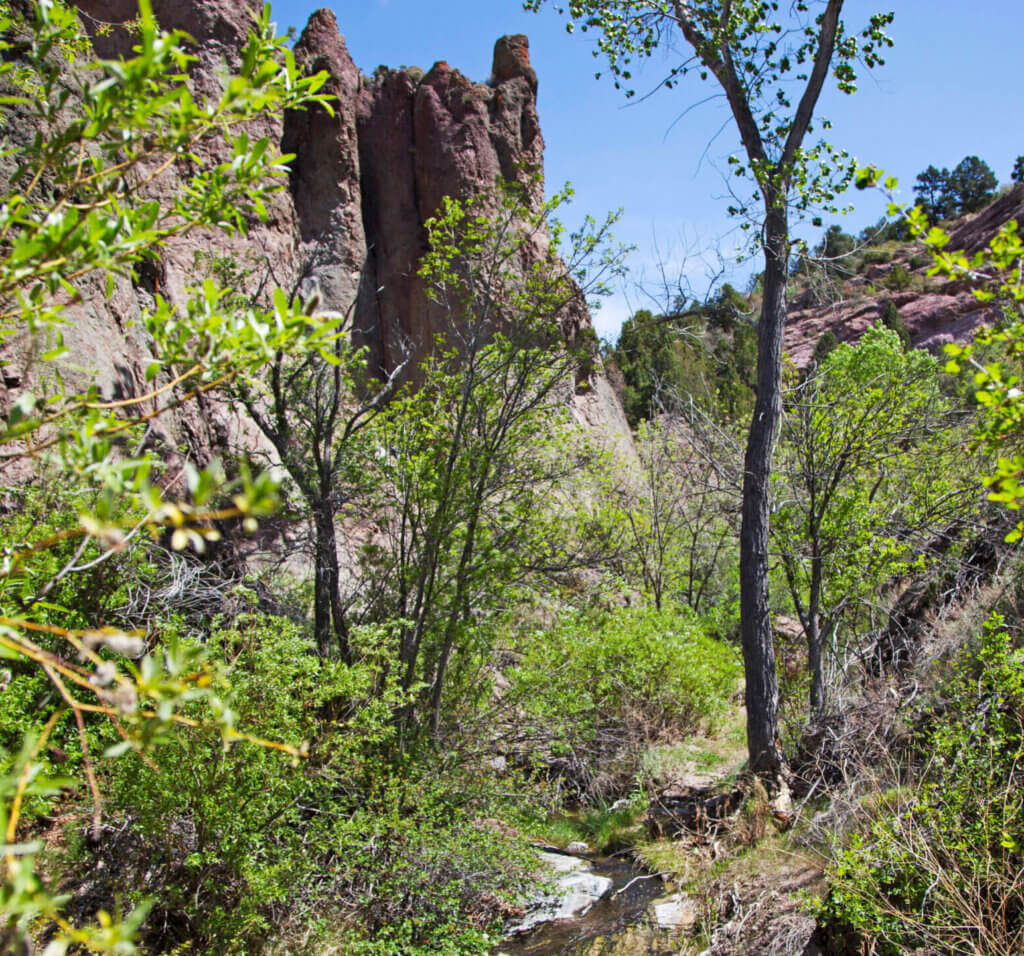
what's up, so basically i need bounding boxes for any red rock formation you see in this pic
[347,35,546,371]
[948,183,1024,255]
[11,1,630,453]
[491,34,538,93]
[784,185,1024,367]
[75,0,253,55]
[282,9,368,314]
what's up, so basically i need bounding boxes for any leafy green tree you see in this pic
[815,224,857,279]
[235,281,407,660]
[0,1,332,949]
[703,283,757,420]
[949,154,999,214]
[525,0,894,775]
[913,156,998,222]
[614,309,685,424]
[773,325,967,719]
[819,224,856,260]
[611,286,757,426]
[913,164,954,223]
[857,215,909,245]
[929,222,1024,535]
[1013,155,1024,185]
[360,180,621,748]
[791,225,857,306]
[863,170,1024,538]
[611,307,714,424]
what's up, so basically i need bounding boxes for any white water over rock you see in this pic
[507,851,613,934]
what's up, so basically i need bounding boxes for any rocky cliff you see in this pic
[784,184,1024,366]
[282,12,551,372]
[25,0,631,461]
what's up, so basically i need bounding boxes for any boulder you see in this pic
[652,893,698,932]
[508,851,612,934]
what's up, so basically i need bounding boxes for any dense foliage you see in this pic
[774,325,970,718]
[507,603,741,797]
[0,3,733,952]
[2,1,1021,953]
[823,616,1024,954]
[610,284,756,427]
[0,2,335,949]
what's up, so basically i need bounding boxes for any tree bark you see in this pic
[807,545,825,719]
[739,202,788,776]
[313,503,350,661]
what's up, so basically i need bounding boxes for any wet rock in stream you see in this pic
[498,855,678,955]
[652,893,697,931]
[507,852,613,935]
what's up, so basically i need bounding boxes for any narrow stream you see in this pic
[497,857,666,955]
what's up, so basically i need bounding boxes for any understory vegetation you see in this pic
[2,1,1024,955]
[823,615,1024,954]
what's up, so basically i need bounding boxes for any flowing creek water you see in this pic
[496,857,672,956]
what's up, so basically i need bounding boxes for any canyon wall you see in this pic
[16,1,631,462]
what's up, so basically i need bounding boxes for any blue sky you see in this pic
[270,1,1024,341]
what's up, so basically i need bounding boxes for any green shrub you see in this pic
[334,775,535,955]
[859,248,893,270]
[882,263,913,291]
[822,615,1024,954]
[507,604,741,796]
[0,482,161,798]
[880,300,911,349]
[74,615,531,954]
[812,330,839,365]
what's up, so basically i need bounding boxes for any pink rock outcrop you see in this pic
[3,1,631,460]
[785,185,1023,367]
[282,9,368,314]
[348,35,546,371]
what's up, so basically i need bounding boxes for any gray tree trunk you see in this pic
[739,204,788,776]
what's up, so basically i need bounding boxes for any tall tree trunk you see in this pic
[807,622,824,719]
[807,548,825,719]
[739,203,788,777]
[313,504,350,662]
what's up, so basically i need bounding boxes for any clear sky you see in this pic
[269,1,1024,341]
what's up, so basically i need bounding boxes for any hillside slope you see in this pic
[785,184,1024,367]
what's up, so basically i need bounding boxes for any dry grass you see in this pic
[642,703,747,790]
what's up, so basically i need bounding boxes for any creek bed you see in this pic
[497,856,666,955]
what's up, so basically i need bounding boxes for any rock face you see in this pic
[508,851,613,935]
[281,9,369,327]
[784,284,1000,368]
[344,28,547,372]
[652,893,697,931]
[17,1,631,462]
[491,34,538,93]
[784,184,1024,367]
